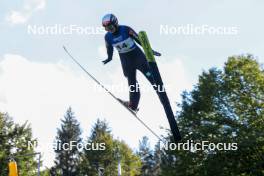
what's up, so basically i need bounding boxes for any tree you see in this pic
[0,112,38,176]
[80,119,115,175]
[80,119,141,176]
[53,107,82,176]
[117,139,142,176]
[153,141,162,175]
[160,55,264,176]
[138,136,156,176]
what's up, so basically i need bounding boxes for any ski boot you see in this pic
[117,98,139,114]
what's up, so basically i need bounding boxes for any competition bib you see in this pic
[113,37,136,53]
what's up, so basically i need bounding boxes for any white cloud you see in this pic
[24,0,46,11]
[6,0,46,24]
[5,11,29,25]
[0,54,191,167]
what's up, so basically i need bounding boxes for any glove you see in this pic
[102,58,112,65]
[152,50,161,56]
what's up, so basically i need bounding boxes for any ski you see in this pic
[138,31,182,142]
[63,46,163,142]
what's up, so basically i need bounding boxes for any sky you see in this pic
[1,0,264,167]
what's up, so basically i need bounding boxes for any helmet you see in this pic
[102,14,118,31]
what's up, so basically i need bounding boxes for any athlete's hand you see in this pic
[102,58,112,65]
[152,50,161,56]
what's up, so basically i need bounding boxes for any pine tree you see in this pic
[80,119,141,176]
[53,107,82,176]
[80,119,115,175]
[160,55,264,176]
[153,142,162,175]
[138,136,156,176]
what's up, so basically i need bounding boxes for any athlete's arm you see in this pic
[128,27,142,46]
[102,35,113,65]
[128,26,161,57]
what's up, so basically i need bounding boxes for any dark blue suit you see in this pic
[104,25,156,109]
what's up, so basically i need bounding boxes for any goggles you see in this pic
[104,24,115,32]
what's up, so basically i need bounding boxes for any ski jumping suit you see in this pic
[104,25,158,109]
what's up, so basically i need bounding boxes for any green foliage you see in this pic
[160,55,264,176]
[53,107,82,176]
[0,112,38,176]
[79,119,141,176]
[40,168,50,176]
[138,136,161,176]
[116,139,142,176]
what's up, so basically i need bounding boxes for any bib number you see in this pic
[113,37,135,53]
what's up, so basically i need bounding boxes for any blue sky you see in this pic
[1,0,264,167]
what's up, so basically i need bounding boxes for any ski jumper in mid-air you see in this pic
[101,14,162,112]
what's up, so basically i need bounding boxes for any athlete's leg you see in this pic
[120,54,140,110]
[134,49,157,89]
[127,69,140,109]
[135,49,168,106]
